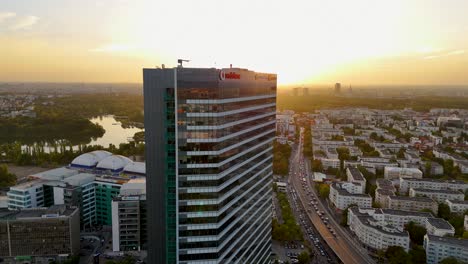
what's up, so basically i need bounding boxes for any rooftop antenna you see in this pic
[178,59,190,68]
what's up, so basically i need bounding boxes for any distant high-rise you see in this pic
[335,83,341,93]
[144,67,277,264]
[303,87,309,96]
[293,87,299,96]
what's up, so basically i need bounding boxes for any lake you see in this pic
[20,115,144,153]
[88,115,144,147]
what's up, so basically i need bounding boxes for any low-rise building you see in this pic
[348,207,410,252]
[275,182,287,192]
[446,200,468,214]
[329,182,372,210]
[424,234,468,264]
[409,188,464,203]
[0,205,80,261]
[400,178,468,194]
[384,167,423,180]
[425,218,455,237]
[387,196,438,214]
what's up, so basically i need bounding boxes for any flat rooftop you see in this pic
[426,217,454,230]
[411,188,463,195]
[426,234,468,247]
[347,167,364,181]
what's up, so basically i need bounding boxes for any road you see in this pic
[289,128,374,264]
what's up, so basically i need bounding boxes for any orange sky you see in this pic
[1,0,468,85]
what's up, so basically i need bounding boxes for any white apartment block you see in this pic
[424,235,468,264]
[329,182,372,210]
[400,178,468,194]
[358,208,433,229]
[348,207,410,252]
[425,218,455,237]
[409,188,464,203]
[346,167,366,193]
[446,200,468,214]
[319,158,340,169]
[387,196,438,214]
[384,167,423,180]
[375,189,395,208]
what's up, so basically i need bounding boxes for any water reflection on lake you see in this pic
[21,115,144,153]
[89,115,144,148]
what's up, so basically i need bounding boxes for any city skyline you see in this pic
[1,0,468,85]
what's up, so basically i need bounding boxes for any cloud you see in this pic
[90,44,136,53]
[423,49,465,60]
[446,50,465,56]
[0,12,16,23]
[9,15,39,30]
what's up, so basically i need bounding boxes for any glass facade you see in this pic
[145,67,276,264]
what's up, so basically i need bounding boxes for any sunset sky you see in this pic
[1,0,468,85]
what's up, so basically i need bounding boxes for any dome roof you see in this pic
[123,162,146,175]
[71,150,112,167]
[96,155,133,171]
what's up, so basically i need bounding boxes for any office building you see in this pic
[6,151,144,229]
[0,205,80,261]
[144,67,276,264]
[424,235,468,264]
[112,179,147,252]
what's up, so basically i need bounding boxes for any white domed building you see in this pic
[70,150,112,169]
[96,155,133,173]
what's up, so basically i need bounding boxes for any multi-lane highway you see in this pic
[288,128,375,264]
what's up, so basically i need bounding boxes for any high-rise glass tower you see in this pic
[144,67,277,264]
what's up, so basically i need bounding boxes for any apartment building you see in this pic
[375,189,395,208]
[348,207,410,252]
[446,200,468,214]
[329,182,372,210]
[400,178,468,194]
[387,196,438,214]
[346,167,366,193]
[425,218,455,237]
[409,188,464,203]
[424,235,468,264]
[384,167,423,180]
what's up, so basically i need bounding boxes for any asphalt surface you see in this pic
[289,128,375,264]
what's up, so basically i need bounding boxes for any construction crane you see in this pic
[178,59,190,68]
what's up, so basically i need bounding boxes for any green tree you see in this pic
[404,222,427,245]
[439,257,461,264]
[0,164,16,188]
[311,159,323,172]
[298,251,310,264]
[385,246,410,264]
[409,245,426,263]
[315,183,330,199]
[438,203,451,220]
